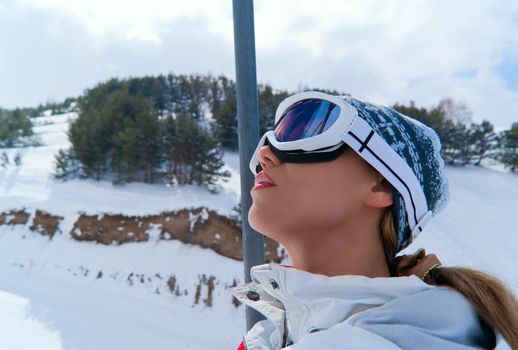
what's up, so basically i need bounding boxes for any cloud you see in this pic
[20,0,232,43]
[0,2,234,107]
[253,0,518,129]
[1,0,517,129]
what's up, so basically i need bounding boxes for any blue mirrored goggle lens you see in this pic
[274,99,341,142]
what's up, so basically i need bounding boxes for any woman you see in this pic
[231,91,517,349]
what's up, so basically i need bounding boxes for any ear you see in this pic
[365,174,393,208]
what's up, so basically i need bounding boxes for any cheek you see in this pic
[299,182,353,223]
[293,172,368,227]
[285,171,361,227]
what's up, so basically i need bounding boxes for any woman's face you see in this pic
[249,145,387,244]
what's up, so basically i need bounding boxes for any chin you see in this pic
[249,205,278,239]
[248,204,265,233]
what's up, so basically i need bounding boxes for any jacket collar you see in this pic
[231,263,437,343]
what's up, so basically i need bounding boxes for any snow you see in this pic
[147,223,162,241]
[0,113,239,217]
[0,221,247,349]
[217,150,242,198]
[0,264,245,350]
[0,112,517,349]
[0,113,246,349]
[402,165,518,292]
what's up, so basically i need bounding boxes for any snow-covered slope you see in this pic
[0,113,246,350]
[0,112,517,349]
[0,113,240,216]
[404,165,518,292]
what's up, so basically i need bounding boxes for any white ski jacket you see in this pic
[230,263,511,350]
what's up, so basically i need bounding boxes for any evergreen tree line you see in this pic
[56,73,307,187]
[45,72,518,184]
[392,99,518,171]
[22,97,78,117]
[57,75,235,189]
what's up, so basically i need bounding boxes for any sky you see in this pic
[0,0,517,129]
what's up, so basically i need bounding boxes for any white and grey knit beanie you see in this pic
[339,96,450,252]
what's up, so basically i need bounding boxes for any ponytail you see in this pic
[380,208,518,349]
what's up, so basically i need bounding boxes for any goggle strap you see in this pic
[343,117,430,233]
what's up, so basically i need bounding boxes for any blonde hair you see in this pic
[380,207,518,348]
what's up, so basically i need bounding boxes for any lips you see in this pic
[254,171,277,187]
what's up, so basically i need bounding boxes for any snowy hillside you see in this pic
[0,112,517,349]
[0,113,247,350]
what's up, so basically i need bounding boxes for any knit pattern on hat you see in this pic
[339,96,450,252]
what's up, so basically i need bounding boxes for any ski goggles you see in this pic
[249,90,432,239]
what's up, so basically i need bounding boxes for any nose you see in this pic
[257,145,282,171]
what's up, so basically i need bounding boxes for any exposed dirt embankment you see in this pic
[0,209,30,225]
[30,210,63,239]
[1,207,284,262]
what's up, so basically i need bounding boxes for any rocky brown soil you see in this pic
[0,209,30,225]
[1,207,284,262]
[30,210,63,239]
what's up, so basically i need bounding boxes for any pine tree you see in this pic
[167,113,198,185]
[69,80,128,179]
[0,108,34,147]
[14,152,21,166]
[164,74,181,115]
[213,94,238,149]
[443,121,475,165]
[162,114,177,184]
[172,75,209,121]
[470,120,499,166]
[163,113,229,189]
[499,122,518,172]
[109,91,160,183]
[0,152,8,167]
[196,135,231,191]
[134,106,161,183]
[112,126,141,183]
[68,106,108,180]
[392,101,429,121]
[53,148,82,181]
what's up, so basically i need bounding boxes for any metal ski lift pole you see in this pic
[232,0,265,331]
